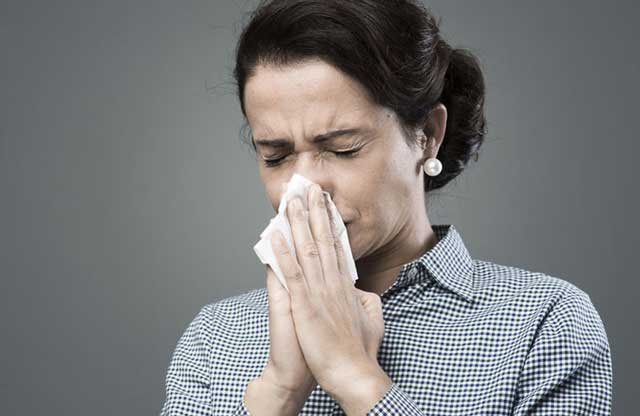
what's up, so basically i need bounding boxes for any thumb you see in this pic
[354,287,383,315]
[266,265,291,314]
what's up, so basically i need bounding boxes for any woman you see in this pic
[160,0,612,414]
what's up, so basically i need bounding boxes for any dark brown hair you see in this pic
[232,0,487,192]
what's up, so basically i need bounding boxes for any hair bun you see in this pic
[427,46,487,191]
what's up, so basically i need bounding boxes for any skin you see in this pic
[242,58,447,415]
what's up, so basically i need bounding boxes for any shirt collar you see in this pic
[389,224,475,304]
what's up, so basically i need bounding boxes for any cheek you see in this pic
[382,146,421,202]
[263,181,282,212]
[338,156,395,220]
[353,172,411,231]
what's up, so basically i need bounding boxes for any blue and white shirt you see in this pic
[160,224,612,415]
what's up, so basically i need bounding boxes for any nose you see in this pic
[292,152,335,199]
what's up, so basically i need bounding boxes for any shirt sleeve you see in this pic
[512,288,612,415]
[231,400,251,416]
[159,304,250,416]
[366,383,425,415]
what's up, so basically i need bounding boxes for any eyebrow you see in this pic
[253,128,365,148]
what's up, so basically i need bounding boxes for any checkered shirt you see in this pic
[160,224,612,415]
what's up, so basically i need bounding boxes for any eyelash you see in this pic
[263,148,362,167]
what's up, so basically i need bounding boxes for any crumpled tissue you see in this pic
[253,173,359,292]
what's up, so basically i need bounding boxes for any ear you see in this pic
[421,102,448,158]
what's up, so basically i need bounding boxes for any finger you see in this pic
[265,265,301,362]
[266,264,289,309]
[270,229,311,309]
[286,194,325,294]
[354,286,382,310]
[307,184,342,293]
[325,194,355,293]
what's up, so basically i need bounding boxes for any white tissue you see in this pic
[253,173,359,292]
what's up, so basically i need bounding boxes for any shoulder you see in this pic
[471,259,608,339]
[189,287,269,339]
[473,258,594,305]
[205,286,268,314]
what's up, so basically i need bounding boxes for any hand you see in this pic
[244,265,317,416]
[270,183,390,405]
[260,264,317,395]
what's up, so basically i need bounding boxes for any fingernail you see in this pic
[291,197,302,210]
[312,185,323,204]
[322,192,331,206]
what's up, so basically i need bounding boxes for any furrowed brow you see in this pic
[253,128,364,148]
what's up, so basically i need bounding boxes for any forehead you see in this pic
[244,59,382,137]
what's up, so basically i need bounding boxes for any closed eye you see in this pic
[262,148,362,167]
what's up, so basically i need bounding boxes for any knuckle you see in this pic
[273,244,289,256]
[291,268,305,283]
[316,233,335,248]
[304,304,320,321]
[301,241,319,258]
[314,195,326,209]
[295,209,307,222]
[289,206,306,222]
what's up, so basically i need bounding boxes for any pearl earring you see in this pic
[421,135,442,177]
[423,157,442,176]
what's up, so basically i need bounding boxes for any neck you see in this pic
[354,210,438,296]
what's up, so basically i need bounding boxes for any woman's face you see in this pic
[244,59,427,261]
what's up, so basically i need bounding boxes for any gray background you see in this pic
[1,0,637,414]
